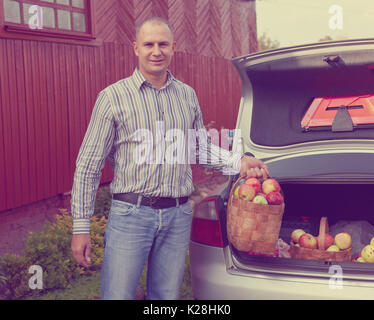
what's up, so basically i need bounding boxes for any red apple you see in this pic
[238,184,256,201]
[334,232,352,250]
[245,178,261,193]
[291,229,306,243]
[262,178,281,195]
[317,233,334,250]
[266,191,283,205]
[299,233,317,249]
[252,194,268,204]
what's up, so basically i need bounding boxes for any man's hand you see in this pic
[71,234,92,268]
[239,155,269,179]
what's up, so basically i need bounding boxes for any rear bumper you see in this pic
[189,241,374,300]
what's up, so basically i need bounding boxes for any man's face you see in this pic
[133,21,176,79]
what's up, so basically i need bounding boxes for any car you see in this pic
[189,38,374,300]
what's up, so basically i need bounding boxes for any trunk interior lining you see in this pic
[248,52,374,146]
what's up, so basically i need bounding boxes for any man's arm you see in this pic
[70,90,115,266]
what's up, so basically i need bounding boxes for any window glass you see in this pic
[72,0,84,9]
[3,0,21,23]
[73,11,85,32]
[56,0,69,5]
[23,2,37,26]
[57,9,71,30]
[41,5,55,28]
[23,3,54,28]
[2,0,91,38]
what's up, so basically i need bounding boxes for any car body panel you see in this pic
[190,242,374,300]
[189,39,374,300]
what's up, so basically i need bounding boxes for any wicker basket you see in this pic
[290,217,352,262]
[227,176,285,255]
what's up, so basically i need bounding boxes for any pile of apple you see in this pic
[233,177,284,205]
[291,229,352,251]
[355,238,374,263]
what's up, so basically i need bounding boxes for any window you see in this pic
[1,0,94,40]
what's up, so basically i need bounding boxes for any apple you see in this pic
[370,237,374,247]
[326,245,340,252]
[317,233,334,250]
[234,186,240,198]
[291,229,305,243]
[252,194,268,204]
[299,233,317,249]
[245,178,261,193]
[238,184,256,201]
[357,257,366,263]
[266,191,283,205]
[361,245,374,263]
[334,232,352,250]
[262,178,281,195]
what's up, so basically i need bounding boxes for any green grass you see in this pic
[25,272,102,300]
[25,254,193,300]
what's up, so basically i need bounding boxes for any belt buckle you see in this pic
[149,197,158,209]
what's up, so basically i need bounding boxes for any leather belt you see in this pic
[113,192,188,209]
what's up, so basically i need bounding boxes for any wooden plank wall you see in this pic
[94,0,258,58]
[0,0,256,212]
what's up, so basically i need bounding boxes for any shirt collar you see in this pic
[131,67,176,90]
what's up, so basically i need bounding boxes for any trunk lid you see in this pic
[231,39,374,182]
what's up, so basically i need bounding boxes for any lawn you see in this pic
[25,254,193,300]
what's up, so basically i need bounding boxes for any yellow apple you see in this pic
[326,245,340,252]
[361,245,374,263]
[357,257,366,263]
[291,229,305,243]
[370,237,374,247]
[334,232,352,250]
[234,186,240,198]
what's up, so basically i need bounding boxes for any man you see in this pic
[71,17,269,300]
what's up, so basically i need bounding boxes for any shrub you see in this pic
[0,209,106,300]
[93,186,112,219]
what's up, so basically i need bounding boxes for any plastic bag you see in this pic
[275,238,291,258]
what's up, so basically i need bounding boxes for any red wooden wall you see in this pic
[0,0,257,212]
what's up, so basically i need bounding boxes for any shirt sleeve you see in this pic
[71,90,115,234]
[191,89,243,174]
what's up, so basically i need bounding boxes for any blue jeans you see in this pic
[100,198,193,300]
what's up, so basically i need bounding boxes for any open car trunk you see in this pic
[229,182,374,277]
[228,40,374,277]
[232,39,374,147]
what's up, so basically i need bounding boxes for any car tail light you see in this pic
[190,196,224,247]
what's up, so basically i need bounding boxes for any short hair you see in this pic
[135,16,174,41]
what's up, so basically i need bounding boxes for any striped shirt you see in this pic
[71,68,242,234]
